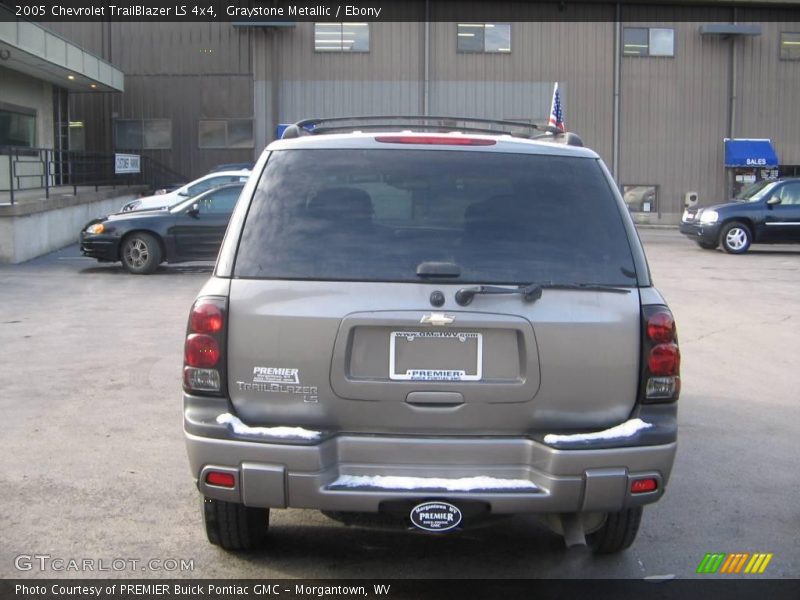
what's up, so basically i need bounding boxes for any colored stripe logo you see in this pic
[697,552,773,574]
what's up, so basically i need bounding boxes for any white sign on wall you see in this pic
[114,153,141,174]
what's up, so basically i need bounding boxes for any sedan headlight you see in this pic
[86,223,105,234]
[699,210,719,224]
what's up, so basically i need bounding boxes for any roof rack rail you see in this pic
[280,116,583,147]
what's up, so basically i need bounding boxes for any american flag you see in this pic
[548,82,565,132]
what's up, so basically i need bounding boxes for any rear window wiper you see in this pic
[455,282,631,306]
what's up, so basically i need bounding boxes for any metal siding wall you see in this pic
[428,21,615,162]
[44,23,254,179]
[278,80,421,122]
[619,5,732,220]
[274,22,422,82]
[737,12,800,166]
[427,81,551,119]
[46,6,800,207]
[109,22,251,75]
[110,74,254,177]
[253,23,424,144]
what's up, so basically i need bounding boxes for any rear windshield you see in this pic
[234,149,636,285]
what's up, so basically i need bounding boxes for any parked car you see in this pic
[680,178,800,253]
[152,182,188,195]
[120,170,251,212]
[183,118,680,555]
[81,183,244,274]
[208,162,255,173]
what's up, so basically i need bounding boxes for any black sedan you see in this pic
[680,178,800,253]
[80,183,244,274]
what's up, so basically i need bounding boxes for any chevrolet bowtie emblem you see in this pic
[420,312,455,326]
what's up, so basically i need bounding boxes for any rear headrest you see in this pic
[307,187,374,221]
[464,194,519,223]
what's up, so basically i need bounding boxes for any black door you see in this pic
[763,182,800,243]
[171,185,243,260]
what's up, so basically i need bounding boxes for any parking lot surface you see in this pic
[1,230,798,579]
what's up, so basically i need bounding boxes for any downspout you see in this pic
[726,8,738,197]
[612,3,621,181]
[728,8,738,139]
[423,0,430,116]
[271,29,280,141]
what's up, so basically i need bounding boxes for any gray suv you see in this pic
[183,117,680,554]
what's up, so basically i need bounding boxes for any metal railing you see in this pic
[0,146,187,205]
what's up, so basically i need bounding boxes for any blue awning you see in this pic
[724,139,779,167]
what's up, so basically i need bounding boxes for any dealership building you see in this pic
[2,1,800,223]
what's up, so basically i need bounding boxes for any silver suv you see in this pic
[183,117,680,554]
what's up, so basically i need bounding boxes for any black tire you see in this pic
[587,507,643,554]
[719,221,752,254]
[120,232,162,274]
[696,240,718,250]
[203,497,269,551]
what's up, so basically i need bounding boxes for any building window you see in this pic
[457,23,511,53]
[780,32,800,60]
[198,119,254,149]
[314,23,369,52]
[623,27,674,57]
[623,185,658,213]
[0,103,36,148]
[114,119,172,150]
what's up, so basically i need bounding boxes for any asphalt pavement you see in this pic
[0,230,798,579]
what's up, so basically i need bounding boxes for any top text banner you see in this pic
[5,0,799,23]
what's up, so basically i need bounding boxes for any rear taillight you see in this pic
[190,303,223,334]
[646,312,675,343]
[641,306,680,402]
[183,297,227,394]
[648,343,680,375]
[185,334,220,367]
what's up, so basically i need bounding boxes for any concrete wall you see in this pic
[0,189,143,263]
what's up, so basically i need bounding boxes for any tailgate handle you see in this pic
[405,392,464,406]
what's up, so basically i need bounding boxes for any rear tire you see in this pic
[587,507,643,554]
[203,497,269,551]
[120,232,162,274]
[696,240,718,250]
[719,221,752,254]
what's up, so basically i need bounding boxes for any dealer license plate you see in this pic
[389,331,483,381]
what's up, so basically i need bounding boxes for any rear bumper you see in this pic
[185,397,677,515]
